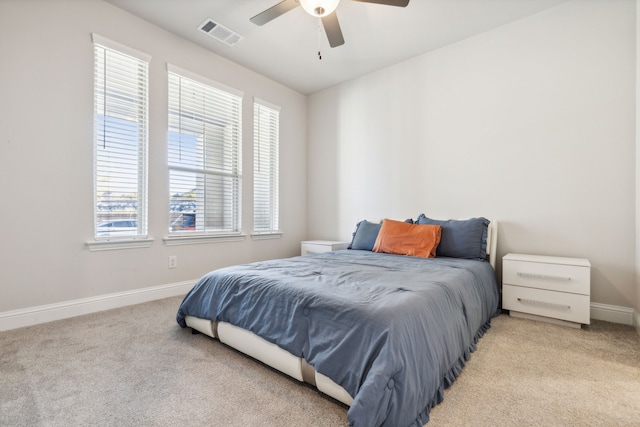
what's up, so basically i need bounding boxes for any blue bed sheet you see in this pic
[177,250,499,427]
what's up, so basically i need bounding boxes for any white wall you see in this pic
[0,0,307,313]
[308,0,636,308]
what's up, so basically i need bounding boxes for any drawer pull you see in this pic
[517,298,571,311]
[517,272,571,281]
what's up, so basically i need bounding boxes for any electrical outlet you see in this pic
[168,255,177,269]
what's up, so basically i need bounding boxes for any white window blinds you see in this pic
[167,66,243,235]
[253,99,280,234]
[93,35,149,239]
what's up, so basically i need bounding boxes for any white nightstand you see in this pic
[502,253,591,328]
[301,240,349,256]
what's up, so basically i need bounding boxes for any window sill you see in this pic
[163,233,247,246]
[86,238,154,252]
[251,232,283,241]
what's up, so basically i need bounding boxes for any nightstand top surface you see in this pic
[302,240,348,245]
[503,253,590,267]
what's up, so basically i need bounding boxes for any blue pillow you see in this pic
[348,220,382,251]
[415,214,489,260]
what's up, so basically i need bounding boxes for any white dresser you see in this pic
[502,253,591,328]
[301,240,349,256]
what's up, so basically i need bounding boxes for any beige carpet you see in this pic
[1,296,639,426]
[428,312,640,426]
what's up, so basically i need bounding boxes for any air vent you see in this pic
[198,19,243,47]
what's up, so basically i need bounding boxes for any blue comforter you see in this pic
[177,250,499,427]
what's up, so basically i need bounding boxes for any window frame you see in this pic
[252,97,281,239]
[166,64,244,242]
[89,34,151,250]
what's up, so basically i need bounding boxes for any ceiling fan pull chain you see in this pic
[317,18,322,60]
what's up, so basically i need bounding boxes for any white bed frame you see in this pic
[185,220,498,407]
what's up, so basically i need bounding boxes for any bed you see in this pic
[177,216,500,427]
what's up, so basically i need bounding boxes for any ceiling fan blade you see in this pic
[250,0,300,26]
[321,12,345,48]
[351,0,410,6]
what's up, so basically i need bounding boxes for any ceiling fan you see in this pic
[250,0,410,48]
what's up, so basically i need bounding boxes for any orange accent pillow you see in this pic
[373,219,442,258]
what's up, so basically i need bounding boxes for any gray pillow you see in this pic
[415,214,489,260]
[348,220,382,251]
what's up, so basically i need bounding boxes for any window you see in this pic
[167,65,243,236]
[253,99,280,234]
[93,35,149,239]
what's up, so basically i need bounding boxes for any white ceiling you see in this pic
[104,0,570,94]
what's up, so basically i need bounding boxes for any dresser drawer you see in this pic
[503,284,590,324]
[503,259,590,295]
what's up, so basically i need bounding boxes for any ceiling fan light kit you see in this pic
[299,0,341,17]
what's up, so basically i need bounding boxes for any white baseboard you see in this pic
[0,280,195,332]
[590,302,635,326]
